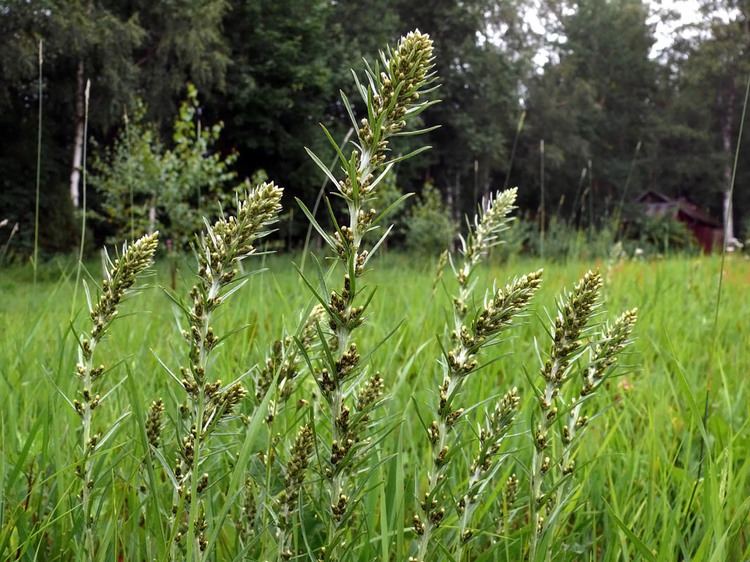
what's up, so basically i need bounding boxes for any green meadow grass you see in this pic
[1,253,748,560]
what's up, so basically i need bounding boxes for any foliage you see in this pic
[159,84,239,249]
[0,0,231,256]
[220,0,337,205]
[91,85,239,249]
[3,0,748,254]
[293,30,439,558]
[395,0,534,214]
[90,101,163,242]
[0,32,673,562]
[8,250,750,560]
[405,182,457,255]
[630,213,698,254]
[516,0,657,220]
[72,232,159,557]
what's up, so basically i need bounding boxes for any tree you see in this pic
[0,0,143,255]
[126,0,231,124]
[219,0,335,203]
[91,85,240,249]
[395,0,534,218]
[90,101,163,243]
[47,1,145,208]
[517,0,658,225]
[655,4,750,244]
[0,0,231,258]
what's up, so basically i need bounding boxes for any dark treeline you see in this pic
[1,0,749,256]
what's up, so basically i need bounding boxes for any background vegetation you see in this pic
[2,0,749,258]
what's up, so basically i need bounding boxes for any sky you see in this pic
[649,0,704,55]
[523,0,708,65]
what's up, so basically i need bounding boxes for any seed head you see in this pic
[464,188,518,266]
[474,269,543,343]
[145,399,165,449]
[89,232,159,345]
[282,424,314,520]
[543,270,602,383]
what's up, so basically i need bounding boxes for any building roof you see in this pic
[636,191,721,228]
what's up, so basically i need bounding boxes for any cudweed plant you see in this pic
[296,29,438,559]
[46,30,642,562]
[73,232,158,557]
[166,182,282,558]
[412,190,543,561]
[530,294,637,560]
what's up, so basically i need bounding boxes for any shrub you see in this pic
[90,100,163,242]
[91,85,239,249]
[406,182,456,255]
[631,214,698,254]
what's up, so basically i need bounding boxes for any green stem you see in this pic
[417,266,475,560]
[324,202,360,559]
[529,375,562,562]
[78,333,100,558]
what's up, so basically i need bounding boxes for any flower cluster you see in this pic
[74,232,158,557]
[170,182,283,553]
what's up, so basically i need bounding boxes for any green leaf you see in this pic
[340,90,361,132]
[296,198,336,250]
[350,71,369,106]
[606,502,657,562]
[201,380,274,560]
[384,146,432,166]
[323,196,346,246]
[373,192,413,226]
[366,225,394,265]
[294,263,338,324]
[305,146,340,187]
[392,124,442,137]
[405,99,442,118]
[320,123,350,170]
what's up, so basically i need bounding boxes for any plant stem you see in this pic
[324,198,361,558]
[417,254,477,559]
[79,337,98,558]
[529,379,557,562]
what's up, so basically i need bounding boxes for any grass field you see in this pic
[1,252,749,561]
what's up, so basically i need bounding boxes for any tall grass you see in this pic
[1,255,749,560]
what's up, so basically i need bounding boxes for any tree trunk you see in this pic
[722,190,734,248]
[453,170,461,222]
[148,202,157,234]
[69,60,85,208]
[721,84,737,249]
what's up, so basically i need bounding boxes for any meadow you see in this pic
[2,10,749,559]
[1,251,748,560]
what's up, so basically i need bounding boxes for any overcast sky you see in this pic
[523,0,708,65]
[649,0,704,55]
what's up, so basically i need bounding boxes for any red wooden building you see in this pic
[636,191,723,252]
